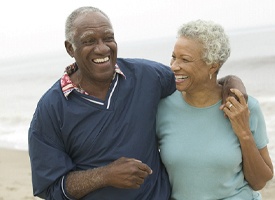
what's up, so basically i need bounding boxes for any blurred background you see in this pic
[0,1,274,199]
[0,0,274,152]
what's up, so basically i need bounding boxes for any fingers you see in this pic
[220,96,238,112]
[226,101,235,110]
[127,159,152,188]
[221,88,238,105]
[223,99,238,116]
[128,158,152,175]
[220,92,236,110]
[224,89,246,109]
[222,88,249,122]
[229,88,246,105]
[137,162,153,175]
[220,88,246,110]
[107,157,153,189]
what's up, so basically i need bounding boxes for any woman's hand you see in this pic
[222,88,250,138]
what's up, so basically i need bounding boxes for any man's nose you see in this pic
[94,41,109,53]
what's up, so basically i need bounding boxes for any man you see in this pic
[28,6,246,200]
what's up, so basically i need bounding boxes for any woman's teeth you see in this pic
[175,75,188,80]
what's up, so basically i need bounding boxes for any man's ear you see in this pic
[65,41,74,58]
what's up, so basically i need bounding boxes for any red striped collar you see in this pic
[60,63,126,99]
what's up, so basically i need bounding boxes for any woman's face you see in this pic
[170,36,210,93]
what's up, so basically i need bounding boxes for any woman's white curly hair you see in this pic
[177,20,230,66]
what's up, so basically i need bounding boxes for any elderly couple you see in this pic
[28,6,273,200]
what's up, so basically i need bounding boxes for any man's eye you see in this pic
[83,39,95,45]
[104,36,114,42]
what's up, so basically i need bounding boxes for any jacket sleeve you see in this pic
[155,62,176,98]
[28,98,76,199]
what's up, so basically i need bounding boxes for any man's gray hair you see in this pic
[65,6,110,43]
[177,20,230,66]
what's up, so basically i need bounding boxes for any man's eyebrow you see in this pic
[79,29,114,40]
[104,29,114,34]
[80,31,95,40]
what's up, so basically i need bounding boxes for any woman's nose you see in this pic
[170,62,181,71]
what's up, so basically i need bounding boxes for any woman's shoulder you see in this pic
[247,95,260,110]
[159,91,182,108]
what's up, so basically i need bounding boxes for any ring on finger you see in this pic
[228,103,233,109]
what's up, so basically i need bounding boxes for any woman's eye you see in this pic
[170,56,176,65]
[182,58,191,63]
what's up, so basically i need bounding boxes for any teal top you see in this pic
[156,91,268,200]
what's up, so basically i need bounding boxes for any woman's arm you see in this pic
[223,89,273,190]
[240,144,273,190]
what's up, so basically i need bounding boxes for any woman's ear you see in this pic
[65,41,74,58]
[209,63,220,75]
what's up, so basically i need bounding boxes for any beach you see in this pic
[1,28,275,199]
[0,148,274,200]
[0,148,39,200]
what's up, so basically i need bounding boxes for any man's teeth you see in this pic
[93,57,109,63]
[175,75,188,80]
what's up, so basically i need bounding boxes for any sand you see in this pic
[0,148,274,200]
[0,148,40,200]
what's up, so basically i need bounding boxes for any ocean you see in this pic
[1,27,275,167]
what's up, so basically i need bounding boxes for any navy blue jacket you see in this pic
[28,58,176,199]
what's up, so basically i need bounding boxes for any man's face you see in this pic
[67,12,117,83]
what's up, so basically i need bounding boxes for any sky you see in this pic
[1,0,275,61]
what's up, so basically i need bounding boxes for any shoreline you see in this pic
[0,148,274,199]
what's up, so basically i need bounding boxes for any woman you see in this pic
[156,20,273,200]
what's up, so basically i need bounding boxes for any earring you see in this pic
[209,74,212,80]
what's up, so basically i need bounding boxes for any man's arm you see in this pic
[65,157,152,199]
[218,75,248,106]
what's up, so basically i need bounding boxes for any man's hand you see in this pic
[219,75,248,110]
[105,157,153,189]
[65,157,152,199]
